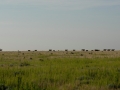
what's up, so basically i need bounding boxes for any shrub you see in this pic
[20,61,30,67]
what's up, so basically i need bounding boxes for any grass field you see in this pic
[0,50,120,90]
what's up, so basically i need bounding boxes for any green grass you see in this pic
[0,51,120,90]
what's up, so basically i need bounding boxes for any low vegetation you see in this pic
[0,51,120,90]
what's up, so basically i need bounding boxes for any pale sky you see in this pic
[0,0,120,51]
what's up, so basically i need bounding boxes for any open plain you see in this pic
[0,50,120,90]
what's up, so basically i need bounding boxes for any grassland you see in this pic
[0,50,120,90]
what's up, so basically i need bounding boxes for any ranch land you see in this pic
[0,50,120,90]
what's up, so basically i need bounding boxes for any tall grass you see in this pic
[0,51,120,90]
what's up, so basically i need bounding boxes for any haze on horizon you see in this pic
[0,0,120,51]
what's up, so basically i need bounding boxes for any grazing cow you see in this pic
[65,49,68,51]
[107,49,111,51]
[81,49,85,51]
[103,49,107,51]
[111,49,115,51]
[49,49,52,51]
[53,50,55,52]
[0,49,2,51]
[73,49,75,51]
[95,49,100,51]
[28,50,31,51]
[34,50,37,51]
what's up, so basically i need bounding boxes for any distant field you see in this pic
[0,51,120,90]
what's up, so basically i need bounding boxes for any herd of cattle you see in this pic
[48,49,115,52]
[0,49,115,52]
[81,49,115,51]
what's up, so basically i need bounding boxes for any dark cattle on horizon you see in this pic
[81,49,85,51]
[73,49,76,51]
[111,49,115,51]
[103,49,107,51]
[49,49,52,51]
[95,49,100,51]
[107,49,111,51]
[65,49,68,51]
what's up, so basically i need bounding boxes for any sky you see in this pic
[0,0,120,51]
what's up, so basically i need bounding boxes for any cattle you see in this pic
[111,49,115,51]
[49,49,52,51]
[73,49,76,51]
[28,50,31,51]
[95,49,100,51]
[0,49,2,51]
[107,49,111,51]
[103,49,107,51]
[65,49,68,51]
[81,49,85,51]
